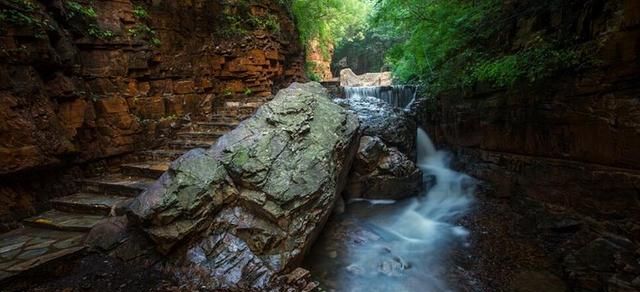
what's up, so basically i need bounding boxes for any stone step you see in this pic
[138,149,185,161]
[0,227,85,281]
[23,210,105,232]
[176,131,224,140]
[195,121,238,132]
[208,116,239,124]
[50,193,131,215]
[80,175,155,197]
[120,161,170,178]
[167,139,216,150]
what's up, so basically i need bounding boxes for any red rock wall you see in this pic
[306,38,334,80]
[0,0,304,230]
[417,0,640,223]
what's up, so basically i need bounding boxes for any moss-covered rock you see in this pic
[128,82,360,289]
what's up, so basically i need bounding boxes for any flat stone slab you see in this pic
[121,161,171,178]
[139,149,186,161]
[176,131,224,140]
[167,139,217,150]
[81,174,156,197]
[51,193,131,215]
[0,226,85,281]
[23,210,106,232]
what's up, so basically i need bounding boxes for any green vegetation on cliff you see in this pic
[282,0,371,78]
[287,0,370,49]
[370,0,597,93]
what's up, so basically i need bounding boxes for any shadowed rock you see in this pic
[336,95,417,160]
[345,136,422,200]
[127,82,360,289]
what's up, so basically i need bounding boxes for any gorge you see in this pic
[1,0,640,291]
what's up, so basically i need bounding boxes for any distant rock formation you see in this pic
[340,68,392,87]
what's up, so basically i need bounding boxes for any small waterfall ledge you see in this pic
[344,85,417,109]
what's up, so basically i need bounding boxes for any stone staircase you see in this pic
[0,114,243,282]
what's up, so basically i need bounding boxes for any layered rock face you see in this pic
[0,0,304,229]
[128,83,360,289]
[306,38,334,80]
[413,0,640,290]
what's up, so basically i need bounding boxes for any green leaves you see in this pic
[371,0,594,93]
[290,0,371,55]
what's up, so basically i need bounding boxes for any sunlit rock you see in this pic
[340,68,392,87]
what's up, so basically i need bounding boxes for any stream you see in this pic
[304,88,477,291]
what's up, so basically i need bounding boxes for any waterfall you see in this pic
[310,128,476,291]
[344,86,417,109]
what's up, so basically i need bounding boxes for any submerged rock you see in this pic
[127,82,360,289]
[335,95,417,160]
[345,136,422,200]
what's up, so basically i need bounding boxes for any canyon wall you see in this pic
[0,0,304,231]
[415,0,639,288]
[305,38,334,81]
[418,0,640,224]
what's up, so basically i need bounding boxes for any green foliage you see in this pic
[129,4,160,47]
[305,61,321,81]
[217,2,282,38]
[471,44,584,87]
[65,1,97,19]
[133,5,149,19]
[290,0,370,48]
[88,24,114,39]
[371,0,597,93]
[62,0,114,40]
[0,0,54,37]
[250,14,280,33]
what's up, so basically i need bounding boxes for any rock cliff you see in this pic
[0,0,304,231]
[413,0,640,289]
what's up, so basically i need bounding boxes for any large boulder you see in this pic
[336,95,417,160]
[345,136,422,200]
[127,82,360,289]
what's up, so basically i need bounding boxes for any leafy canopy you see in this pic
[285,0,371,53]
[371,0,595,93]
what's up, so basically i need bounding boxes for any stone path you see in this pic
[0,113,244,282]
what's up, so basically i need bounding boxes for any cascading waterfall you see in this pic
[306,128,476,291]
[344,86,417,109]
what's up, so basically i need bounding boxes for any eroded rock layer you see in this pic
[0,0,304,229]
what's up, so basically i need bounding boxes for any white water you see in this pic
[344,86,417,109]
[334,128,476,291]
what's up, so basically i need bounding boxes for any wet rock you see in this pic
[345,136,422,200]
[510,270,567,292]
[128,82,360,289]
[336,95,417,159]
[563,235,640,291]
[128,148,236,253]
[86,216,129,251]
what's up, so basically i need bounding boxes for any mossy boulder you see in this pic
[128,82,360,289]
